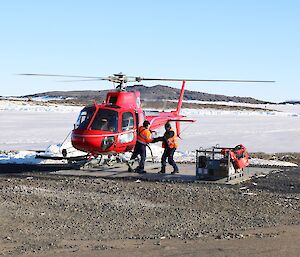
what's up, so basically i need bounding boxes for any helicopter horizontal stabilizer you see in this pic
[167,119,195,123]
[167,119,195,139]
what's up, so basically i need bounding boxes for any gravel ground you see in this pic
[0,168,299,256]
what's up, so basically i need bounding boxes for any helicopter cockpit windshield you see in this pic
[91,109,118,132]
[75,106,96,130]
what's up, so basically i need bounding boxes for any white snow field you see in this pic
[0,100,300,156]
[179,109,300,153]
[0,101,81,150]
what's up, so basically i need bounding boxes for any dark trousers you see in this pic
[130,142,146,172]
[161,147,178,171]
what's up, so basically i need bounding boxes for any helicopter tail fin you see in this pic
[176,80,185,115]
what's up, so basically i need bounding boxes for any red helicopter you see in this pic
[22,73,274,158]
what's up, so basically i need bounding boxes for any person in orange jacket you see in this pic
[128,120,153,174]
[155,122,179,174]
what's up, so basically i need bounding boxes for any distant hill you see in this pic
[279,100,300,105]
[25,84,271,105]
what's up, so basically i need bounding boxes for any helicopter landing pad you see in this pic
[52,162,196,182]
[51,162,279,184]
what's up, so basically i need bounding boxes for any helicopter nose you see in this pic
[71,132,115,153]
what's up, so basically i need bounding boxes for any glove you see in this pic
[152,137,163,143]
[150,130,157,135]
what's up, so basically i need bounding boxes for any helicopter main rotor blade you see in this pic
[57,79,108,82]
[19,73,109,80]
[18,73,275,85]
[136,77,275,83]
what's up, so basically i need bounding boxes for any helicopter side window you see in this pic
[122,112,134,131]
[75,106,96,130]
[91,109,118,132]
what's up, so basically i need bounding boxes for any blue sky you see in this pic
[0,0,299,102]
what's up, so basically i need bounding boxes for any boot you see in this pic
[158,166,166,174]
[171,166,179,175]
[127,160,134,172]
[127,167,134,173]
[135,167,146,174]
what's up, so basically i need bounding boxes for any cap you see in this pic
[164,122,171,129]
[143,120,150,127]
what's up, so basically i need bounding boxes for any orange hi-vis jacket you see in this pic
[137,126,152,145]
[162,129,178,149]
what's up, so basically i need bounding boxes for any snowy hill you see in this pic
[23,85,271,105]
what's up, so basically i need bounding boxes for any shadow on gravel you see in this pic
[0,164,80,173]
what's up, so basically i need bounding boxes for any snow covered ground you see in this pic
[0,99,299,165]
[179,109,300,153]
[0,100,81,150]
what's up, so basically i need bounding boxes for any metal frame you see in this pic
[196,146,246,181]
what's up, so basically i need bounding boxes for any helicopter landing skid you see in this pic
[80,154,128,169]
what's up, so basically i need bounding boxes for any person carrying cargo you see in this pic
[154,122,179,174]
[128,120,153,174]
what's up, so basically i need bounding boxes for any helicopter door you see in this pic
[135,111,139,129]
[135,111,145,127]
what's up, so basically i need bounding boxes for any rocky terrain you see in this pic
[250,152,300,166]
[0,167,299,256]
[279,100,300,105]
